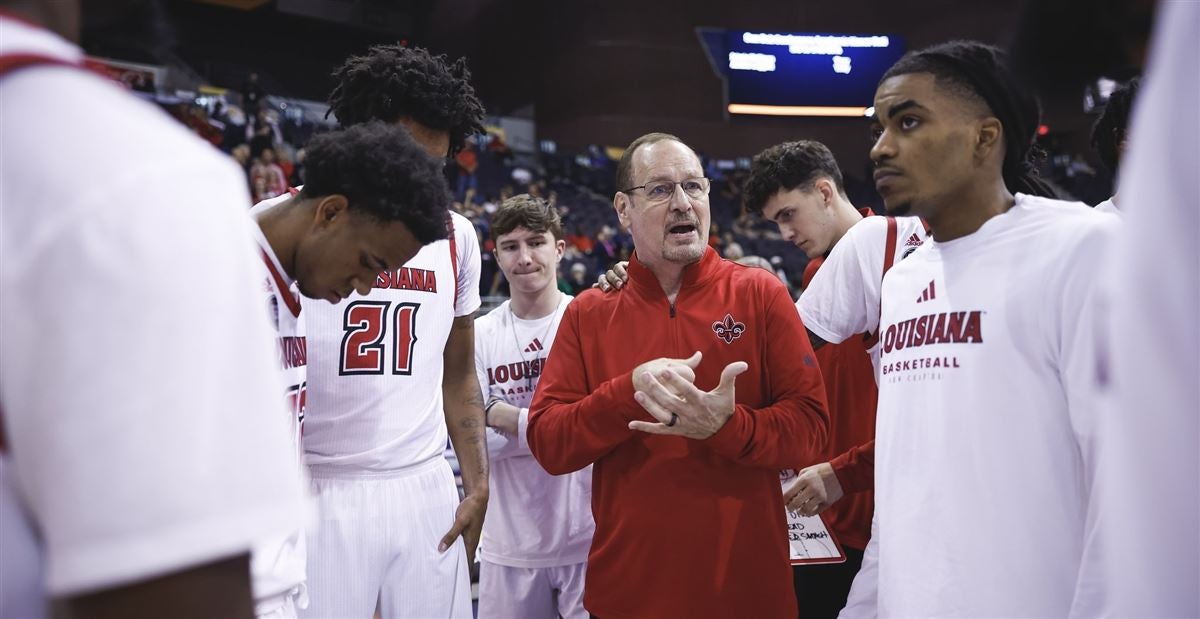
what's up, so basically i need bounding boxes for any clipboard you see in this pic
[780,469,847,566]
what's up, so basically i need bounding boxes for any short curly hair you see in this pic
[300,121,450,244]
[326,44,486,156]
[1091,77,1139,174]
[743,141,846,216]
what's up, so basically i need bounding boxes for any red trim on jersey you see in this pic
[0,52,77,77]
[882,216,899,274]
[262,250,302,318]
[447,213,460,313]
[862,217,900,350]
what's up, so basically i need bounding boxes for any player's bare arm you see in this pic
[440,314,489,564]
[63,553,255,619]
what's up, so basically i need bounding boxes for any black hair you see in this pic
[1090,77,1140,174]
[743,140,846,216]
[300,121,450,244]
[881,41,1060,199]
[326,44,486,156]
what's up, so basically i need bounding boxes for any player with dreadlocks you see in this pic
[839,40,1119,617]
[1090,77,1139,214]
[292,43,489,619]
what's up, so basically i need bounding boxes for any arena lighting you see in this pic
[728,104,871,117]
[1038,124,1050,136]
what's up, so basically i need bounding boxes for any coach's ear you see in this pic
[614,191,632,230]
[312,194,350,230]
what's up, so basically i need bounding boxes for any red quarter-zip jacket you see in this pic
[528,247,829,619]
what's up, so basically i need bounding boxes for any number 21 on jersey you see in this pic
[339,300,421,375]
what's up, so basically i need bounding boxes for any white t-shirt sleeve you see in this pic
[0,159,308,596]
[452,212,482,317]
[474,316,518,460]
[798,216,888,343]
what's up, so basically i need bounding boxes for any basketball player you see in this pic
[297,45,488,619]
[740,140,928,618]
[0,1,305,616]
[840,41,1118,617]
[248,121,452,618]
[473,195,591,619]
[1090,77,1139,214]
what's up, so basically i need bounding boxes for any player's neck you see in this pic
[927,178,1013,243]
[254,203,302,280]
[829,197,866,248]
[509,285,561,320]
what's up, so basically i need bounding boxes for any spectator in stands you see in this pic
[455,140,479,199]
[242,72,265,128]
[723,241,744,261]
[231,143,251,173]
[1090,77,1139,213]
[566,224,594,254]
[250,148,287,202]
[590,225,619,269]
[565,262,590,296]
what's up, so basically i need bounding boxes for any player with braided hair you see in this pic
[843,40,1119,617]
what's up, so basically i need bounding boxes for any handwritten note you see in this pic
[780,469,847,565]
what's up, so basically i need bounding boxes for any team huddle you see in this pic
[1,1,1197,618]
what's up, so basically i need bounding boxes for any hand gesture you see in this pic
[629,351,749,440]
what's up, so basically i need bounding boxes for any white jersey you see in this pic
[1093,197,1119,214]
[0,15,306,601]
[797,214,928,372]
[247,203,308,607]
[302,211,481,472]
[1074,2,1200,616]
[844,194,1118,617]
[474,295,593,568]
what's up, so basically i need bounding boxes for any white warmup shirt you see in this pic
[247,205,309,608]
[302,211,481,472]
[1074,1,1200,616]
[0,14,306,605]
[798,215,929,370]
[474,295,594,567]
[1093,197,1119,214]
[843,194,1118,617]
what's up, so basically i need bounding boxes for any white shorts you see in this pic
[300,457,471,619]
[477,560,588,619]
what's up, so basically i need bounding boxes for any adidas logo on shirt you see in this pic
[524,338,544,354]
[916,280,936,303]
[904,233,924,247]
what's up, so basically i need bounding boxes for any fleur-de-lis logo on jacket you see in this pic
[712,313,746,344]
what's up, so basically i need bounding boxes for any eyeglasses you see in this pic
[621,177,710,203]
